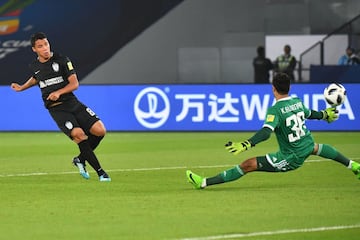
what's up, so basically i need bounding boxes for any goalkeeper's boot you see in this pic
[99,172,111,182]
[351,161,360,180]
[186,170,204,189]
[72,157,90,180]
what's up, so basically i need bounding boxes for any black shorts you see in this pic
[48,100,100,138]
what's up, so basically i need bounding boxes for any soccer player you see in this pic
[11,32,111,182]
[186,73,360,189]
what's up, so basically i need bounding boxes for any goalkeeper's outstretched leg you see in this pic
[313,143,360,179]
[186,157,266,189]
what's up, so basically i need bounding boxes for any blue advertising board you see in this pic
[1,84,359,131]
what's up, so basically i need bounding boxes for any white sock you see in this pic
[201,178,207,188]
[347,160,354,169]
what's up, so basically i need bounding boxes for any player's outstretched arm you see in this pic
[225,127,272,155]
[308,108,338,123]
[10,77,37,92]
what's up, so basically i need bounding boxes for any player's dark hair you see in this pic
[30,32,47,47]
[272,73,290,94]
[257,46,265,56]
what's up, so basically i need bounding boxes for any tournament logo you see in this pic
[0,0,35,35]
[0,1,35,63]
[134,87,170,129]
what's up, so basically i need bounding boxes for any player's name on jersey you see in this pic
[280,102,303,114]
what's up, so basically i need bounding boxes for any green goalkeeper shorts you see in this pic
[256,149,312,172]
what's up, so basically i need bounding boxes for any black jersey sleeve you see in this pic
[62,56,76,78]
[28,61,40,80]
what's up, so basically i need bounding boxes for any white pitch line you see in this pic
[0,158,358,178]
[177,224,360,240]
[0,165,229,178]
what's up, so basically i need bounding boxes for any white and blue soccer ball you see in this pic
[323,83,346,107]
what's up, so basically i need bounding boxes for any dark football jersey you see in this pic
[29,53,77,108]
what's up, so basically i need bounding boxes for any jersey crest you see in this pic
[52,62,59,72]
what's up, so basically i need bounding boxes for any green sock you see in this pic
[317,144,350,167]
[206,165,245,186]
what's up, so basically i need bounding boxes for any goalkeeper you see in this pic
[186,73,360,189]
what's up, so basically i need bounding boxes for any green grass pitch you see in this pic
[0,132,359,240]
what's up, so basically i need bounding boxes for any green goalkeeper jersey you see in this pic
[263,96,315,156]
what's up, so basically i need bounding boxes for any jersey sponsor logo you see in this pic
[266,114,275,122]
[39,76,64,88]
[134,87,170,129]
[52,62,59,72]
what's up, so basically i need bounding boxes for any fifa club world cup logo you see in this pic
[0,0,35,35]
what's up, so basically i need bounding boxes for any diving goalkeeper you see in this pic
[186,73,360,189]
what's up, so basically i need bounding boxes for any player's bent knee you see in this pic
[240,158,258,173]
[90,121,106,137]
[71,128,88,143]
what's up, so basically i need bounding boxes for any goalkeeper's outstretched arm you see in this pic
[248,127,272,146]
[307,108,338,123]
[225,127,272,155]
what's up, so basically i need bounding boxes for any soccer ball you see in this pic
[323,83,346,107]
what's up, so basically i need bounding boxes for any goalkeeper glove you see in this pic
[225,140,252,155]
[321,107,339,123]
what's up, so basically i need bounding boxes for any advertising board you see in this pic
[1,84,358,131]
